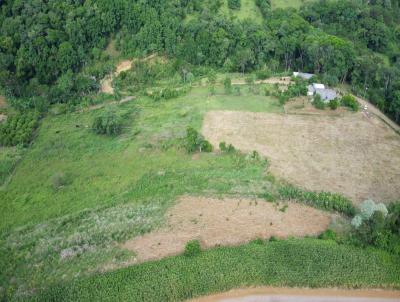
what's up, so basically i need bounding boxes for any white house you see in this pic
[293,71,314,80]
[308,83,337,103]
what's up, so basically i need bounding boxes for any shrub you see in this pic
[329,98,339,110]
[319,229,337,241]
[233,86,241,96]
[313,94,326,110]
[341,94,359,111]
[185,127,213,153]
[255,69,271,80]
[184,240,201,257]
[219,141,236,153]
[92,109,123,136]
[0,111,40,146]
[223,77,232,95]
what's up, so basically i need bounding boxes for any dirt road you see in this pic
[355,96,400,133]
[191,288,400,302]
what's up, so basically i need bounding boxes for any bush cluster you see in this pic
[0,111,40,146]
[185,127,213,153]
[184,240,202,257]
[350,200,400,255]
[92,110,123,136]
[329,98,339,110]
[219,141,236,153]
[341,94,359,111]
[149,87,189,101]
[277,80,307,104]
[312,94,326,110]
[278,185,355,216]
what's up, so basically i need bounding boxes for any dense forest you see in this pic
[0,0,399,122]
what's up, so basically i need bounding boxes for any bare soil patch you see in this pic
[122,196,331,262]
[202,111,400,204]
[191,287,400,302]
[100,60,133,94]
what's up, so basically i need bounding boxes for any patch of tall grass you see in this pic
[278,185,355,216]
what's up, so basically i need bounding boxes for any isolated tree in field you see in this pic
[224,77,232,94]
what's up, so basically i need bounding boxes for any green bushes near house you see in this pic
[341,94,359,111]
[312,94,326,110]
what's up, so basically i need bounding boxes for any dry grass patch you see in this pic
[122,196,331,262]
[202,111,400,204]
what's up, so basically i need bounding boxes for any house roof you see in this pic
[293,72,314,80]
[316,89,337,102]
[313,83,325,89]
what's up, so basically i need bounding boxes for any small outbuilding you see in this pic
[293,72,314,80]
[308,83,337,103]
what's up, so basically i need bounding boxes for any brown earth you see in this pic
[100,60,133,94]
[202,111,400,204]
[122,196,332,262]
[190,287,400,302]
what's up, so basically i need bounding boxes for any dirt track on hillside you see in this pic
[122,196,331,262]
[202,111,400,204]
[100,60,133,94]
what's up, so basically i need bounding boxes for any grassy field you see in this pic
[220,0,263,22]
[21,239,400,302]
[1,70,399,300]
[0,85,283,296]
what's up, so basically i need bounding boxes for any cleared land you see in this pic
[203,111,400,204]
[122,196,331,262]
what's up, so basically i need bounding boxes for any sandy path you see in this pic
[355,96,400,133]
[202,111,400,204]
[100,60,133,94]
[190,287,400,302]
[122,196,331,262]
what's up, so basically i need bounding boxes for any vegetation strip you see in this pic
[21,239,400,302]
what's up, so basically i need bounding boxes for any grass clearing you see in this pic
[0,86,281,295]
[220,0,263,22]
[22,239,400,302]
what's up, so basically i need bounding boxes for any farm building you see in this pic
[293,71,314,80]
[308,83,337,103]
